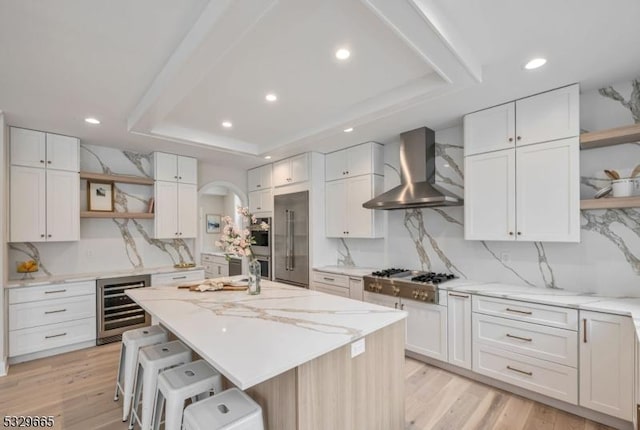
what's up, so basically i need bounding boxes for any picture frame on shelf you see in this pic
[206,214,221,234]
[88,180,114,212]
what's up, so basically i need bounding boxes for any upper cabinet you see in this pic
[273,153,309,187]
[464,84,579,156]
[248,164,272,191]
[153,152,197,184]
[464,85,580,243]
[11,127,79,172]
[325,142,383,181]
[248,189,273,214]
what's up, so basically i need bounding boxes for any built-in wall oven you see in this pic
[251,217,272,280]
[97,274,151,345]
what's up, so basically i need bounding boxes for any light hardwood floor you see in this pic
[0,344,614,430]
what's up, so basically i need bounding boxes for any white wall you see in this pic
[0,112,7,375]
[199,194,225,252]
[199,162,247,195]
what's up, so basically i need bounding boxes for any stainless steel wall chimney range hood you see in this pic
[362,127,463,210]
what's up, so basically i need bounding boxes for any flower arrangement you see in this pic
[215,207,269,260]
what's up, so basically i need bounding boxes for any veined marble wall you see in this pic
[7,144,194,279]
[339,78,640,297]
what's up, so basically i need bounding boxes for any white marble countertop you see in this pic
[201,251,240,259]
[313,265,379,277]
[126,280,406,390]
[5,265,205,288]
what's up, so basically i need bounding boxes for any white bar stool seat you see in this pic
[182,388,264,430]
[129,340,192,430]
[152,359,223,430]
[114,325,168,422]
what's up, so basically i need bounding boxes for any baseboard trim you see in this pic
[8,340,96,365]
[406,351,634,430]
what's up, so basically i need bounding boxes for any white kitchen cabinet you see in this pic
[311,270,364,300]
[273,153,308,187]
[10,127,79,172]
[248,164,273,191]
[325,142,383,181]
[151,269,205,286]
[201,254,229,278]
[10,166,79,242]
[447,292,472,369]
[348,277,363,301]
[249,189,273,214]
[464,103,515,156]
[325,175,383,238]
[154,182,197,238]
[404,300,448,361]
[464,138,579,242]
[579,311,634,421]
[153,152,197,184]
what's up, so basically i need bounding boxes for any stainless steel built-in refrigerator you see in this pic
[274,191,309,287]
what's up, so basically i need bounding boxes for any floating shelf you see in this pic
[580,123,640,150]
[580,196,640,210]
[79,171,154,185]
[81,211,154,219]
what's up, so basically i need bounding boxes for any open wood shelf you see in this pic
[81,211,154,219]
[79,171,154,185]
[580,123,640,150]
[580,196,640,210]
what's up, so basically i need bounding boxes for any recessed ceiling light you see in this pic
[335,48,351,60]
[85,117,100,125]
[524,58,547,70]
[343,127,354,133]
[265,93,278,102]
[222,121,233,128]
[264,155,272,160]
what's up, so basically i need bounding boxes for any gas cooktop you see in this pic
[363,268,457,304]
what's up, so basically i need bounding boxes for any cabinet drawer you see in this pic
[151,270,204,287]
[472,296,578,330]
[9,281,95,304]
[313,282,350,298]
[201,254,214,263]
[9,318,96,357]
[312,271,348,288]
[10,295,96,331]
[473,344,577,404]
[473,313,577,367]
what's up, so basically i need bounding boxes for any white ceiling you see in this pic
[1,0,640,169]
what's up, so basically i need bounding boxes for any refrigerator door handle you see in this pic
[289,210,295,270]
[285,210,290,271]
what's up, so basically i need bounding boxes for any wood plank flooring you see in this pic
[0,344,614,430]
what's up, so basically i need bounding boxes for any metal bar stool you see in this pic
[182,388,264,430]
[151,359,223,430]
[129,340,192,430]
[114,325,168,422]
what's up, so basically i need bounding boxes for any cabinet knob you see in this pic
[257,184,261,188]
[178,176,182,180]
[257,207,261,210]
[346,170,349,174]
[517,136,522,141]
[40,160,45,163]
[174,176,178,179]
[508,137,513,142]
[175,232,179,236]
[41,234,45,238]
[509,231,514,236]
[47,160,52,164]
[517,232,522,235]
[48,234,51,238]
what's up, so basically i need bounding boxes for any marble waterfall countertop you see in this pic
[126,280,406,390]
[5,265,204,288]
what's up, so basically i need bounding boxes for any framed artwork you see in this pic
[206,214,221,233]
[88,181,114,212]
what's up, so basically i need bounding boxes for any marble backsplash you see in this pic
[338,78,640,297]
[8,144,194,279]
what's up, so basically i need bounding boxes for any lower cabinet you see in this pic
[202,254,229,279]
[310,270,364,300]
[579,310,634,421]
[150,269,205,286]
[447,292,472,369]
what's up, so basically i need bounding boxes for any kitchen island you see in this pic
[127,280,406,430]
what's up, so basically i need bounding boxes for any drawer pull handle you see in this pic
[449,293,469,298]
[172,276,187,280]
[323,277,335,282]
[583,318,587,343]
[506,365,532,376]
[506,333,532,342]
[45,309,67,314]
[45,332,67,339]
[505,307,532,315]
[45,289,67,294]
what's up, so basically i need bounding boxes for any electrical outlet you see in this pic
[500,252,510,264]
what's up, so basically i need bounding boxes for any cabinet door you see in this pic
[154,152,178,182]
[177,156,197,184]
[579,311,634,420]
[290,154,308,184]
[259,164,272,189]
[258,189,273,212]
[325,150,348,181]
[313,282,350,298]
[447,292,472,369]
[515,138,579,242]
[348,277,363,301]
[248,190,262,213]
[464,150,515,241]
[346,143,373,177]
[404,300,448,361]
[46,170,79,241]
[46,133,79,172]
[346,175,374,237]
[463,103,515,156]
[516,84,579,146]
[10,166,46,242]
[10,128,46,168]
[272,159,290,187]
[178,183,198,238]
[247,166,267,191]
[363,292,397,309]
[325,180,347,237]
[154,181,178,238]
